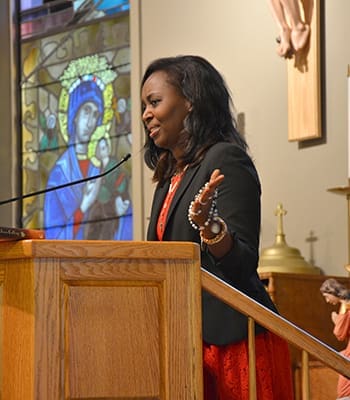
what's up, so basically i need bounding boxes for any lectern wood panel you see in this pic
[0,240,203,400]
[66,284,160,398]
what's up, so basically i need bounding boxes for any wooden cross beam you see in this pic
[287,0,322,141]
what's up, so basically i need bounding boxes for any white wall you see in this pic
[133,0,350,276]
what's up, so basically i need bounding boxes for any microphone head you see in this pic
[123,153,131,162]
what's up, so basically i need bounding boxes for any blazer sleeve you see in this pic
[201,143,261,287]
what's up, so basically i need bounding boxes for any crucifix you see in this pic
[306,230,317,266]
[268,0,322,141]
[275,202,287,238]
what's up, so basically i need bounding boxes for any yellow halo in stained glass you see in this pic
[57,54,117,144]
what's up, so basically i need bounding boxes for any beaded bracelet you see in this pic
[187,188,218,231]
[200,217,228,245]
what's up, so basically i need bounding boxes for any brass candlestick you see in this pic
[328,182,350,275]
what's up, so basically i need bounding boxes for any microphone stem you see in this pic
[0,153,131,206]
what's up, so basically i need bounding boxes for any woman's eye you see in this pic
[150,99,160,106]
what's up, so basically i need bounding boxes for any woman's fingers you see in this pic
[188,170,225,228]
[200,169,224,202]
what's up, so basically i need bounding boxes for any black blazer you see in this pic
[147,142,277,345]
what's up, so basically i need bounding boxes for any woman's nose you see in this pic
[142,105,152,122]
[87,114,96,128]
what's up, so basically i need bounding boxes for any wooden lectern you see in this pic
[0,240,203,400]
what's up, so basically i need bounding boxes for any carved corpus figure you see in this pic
[268,0,311,58]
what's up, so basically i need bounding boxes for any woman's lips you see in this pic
[149,126,160,139]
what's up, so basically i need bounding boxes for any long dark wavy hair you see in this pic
[320,278,350,300]
[141,55,248,184]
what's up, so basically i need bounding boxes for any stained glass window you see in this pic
[20,10,133,240]
[20,0,130,39]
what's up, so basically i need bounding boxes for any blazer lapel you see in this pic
[148,165,200,240]
[148,182,169,240]
[165,165,199,226]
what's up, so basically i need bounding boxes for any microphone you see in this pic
[0,153,131,206]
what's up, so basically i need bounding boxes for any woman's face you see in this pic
[141,70,191,159]
[75,101,100,144]
[322,293,340,305]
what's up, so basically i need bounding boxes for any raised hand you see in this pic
[188,169,224,231]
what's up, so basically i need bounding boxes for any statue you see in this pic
[320,279,350,399]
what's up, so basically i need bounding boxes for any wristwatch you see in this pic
[200,217,228,246]
[209,217,223,235]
